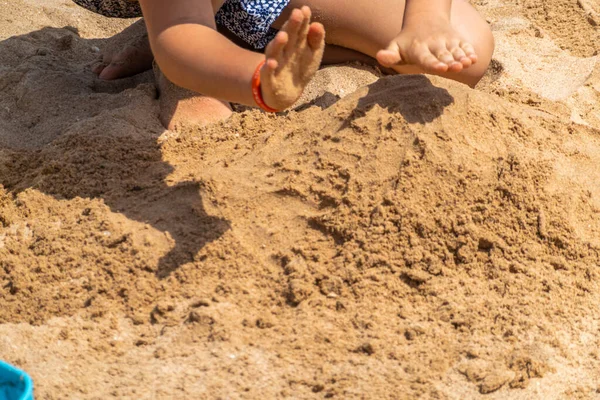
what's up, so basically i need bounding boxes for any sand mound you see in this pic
[519,0,600,57]
[1,0,600,398]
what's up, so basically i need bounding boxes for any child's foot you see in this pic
[154,64,233,131]
[92,20,154,80]
[376,16,478,75]
[260,6,326,110]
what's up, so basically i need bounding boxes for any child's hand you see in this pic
[376,15,477,74]
[260,6,325,111]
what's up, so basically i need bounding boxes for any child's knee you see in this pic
[471,24,495,86]
[449,0,495,86]
[457,22,494,87]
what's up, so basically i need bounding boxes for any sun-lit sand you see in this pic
[1,0,600,398]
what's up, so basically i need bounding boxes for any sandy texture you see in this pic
[1,0,600,399]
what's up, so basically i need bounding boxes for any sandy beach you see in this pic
[1,0,600,398]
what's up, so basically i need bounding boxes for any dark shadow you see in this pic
[294,91,341,112]
[0,26,453,279]
[350,74,454,126]
[0,26,229,278]
[309,74,454,139]
[238,72,454,121]
[144,22,254,128]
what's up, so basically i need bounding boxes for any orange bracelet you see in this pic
[252,60,279,113]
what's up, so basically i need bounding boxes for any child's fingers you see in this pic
[300,5,312,18]
[260,58,279,96]
[307,23,325,52]
[298,6,312,42]
[265,58,279,73]
[265,31,289,62]
[282,8,304,49]
[92,61,108,75]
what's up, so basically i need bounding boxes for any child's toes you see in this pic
[307,23,325,51]
[376,41,402,67]
[436,50,457,67]
[451,47,471,68]
[419,49,449,73]
[461,42,478,64]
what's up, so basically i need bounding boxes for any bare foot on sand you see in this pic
[376,16,478,75]
[260,6,325,110]
[154,63,233,131]
[92,19,154,80]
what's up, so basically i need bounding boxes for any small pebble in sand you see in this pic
[91,46,100,53]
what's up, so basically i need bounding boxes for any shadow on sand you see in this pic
[0,26,229,278]
[0,26,454,278]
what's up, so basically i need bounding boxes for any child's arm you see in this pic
[377,0,478,73]
[139,0,324,110]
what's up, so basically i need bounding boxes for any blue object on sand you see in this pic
[0,361,33,400]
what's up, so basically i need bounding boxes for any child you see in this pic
[75,0,494,129]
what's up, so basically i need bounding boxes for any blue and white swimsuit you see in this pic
[73,0,292,50]
[216,0,291,49]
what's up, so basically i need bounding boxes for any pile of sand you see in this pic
[1,0,600,398]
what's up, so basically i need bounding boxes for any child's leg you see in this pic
[92,18,365,80]
[275,0,494,87]
[154,63,233,131]
[94,24,232,130]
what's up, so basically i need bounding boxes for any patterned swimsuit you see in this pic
[73,0,291,50]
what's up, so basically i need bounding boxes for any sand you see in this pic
[1,0,600,398]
